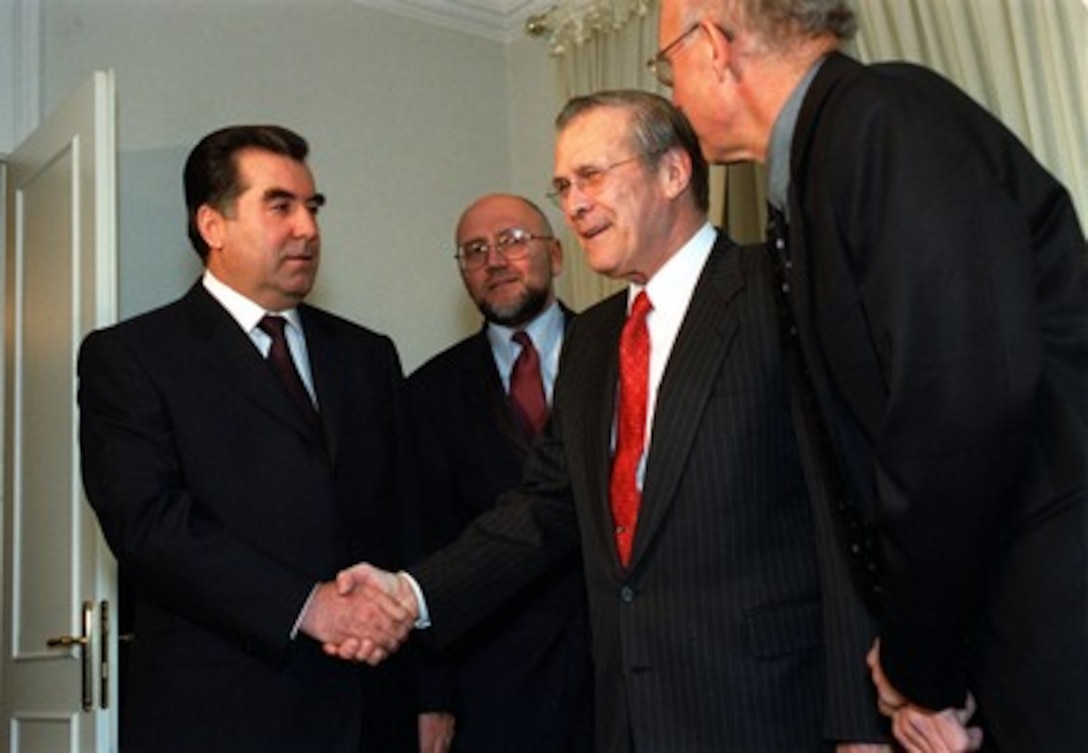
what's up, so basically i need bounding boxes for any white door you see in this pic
[1,71,118,753]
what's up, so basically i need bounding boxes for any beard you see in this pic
[479,284,551,328]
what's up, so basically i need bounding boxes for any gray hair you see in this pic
[556,89,710,213]
[692,0,856,46]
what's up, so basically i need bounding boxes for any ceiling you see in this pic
[353,0,554,42]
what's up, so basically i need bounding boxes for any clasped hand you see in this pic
[868,641,983,753]
[299,563,418,665]
[319,563,418,664]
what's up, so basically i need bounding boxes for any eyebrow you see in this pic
[263,188,327,207]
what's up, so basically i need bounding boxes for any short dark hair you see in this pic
[183,125,310,260]
[556,90,710,213]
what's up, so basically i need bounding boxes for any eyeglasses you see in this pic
[646,22,734,88]
[547,154,650,207]
[647,23,701,87]
[455,227,554,271]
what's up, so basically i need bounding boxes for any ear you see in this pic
[549,239,564,277]
[196,204,226,253]
[700,19,733,82]
[659,147,693,202]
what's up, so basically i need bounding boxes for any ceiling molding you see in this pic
[353,0,554,42]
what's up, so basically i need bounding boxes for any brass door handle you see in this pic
[45,634,88,648]
[45,600,94,711]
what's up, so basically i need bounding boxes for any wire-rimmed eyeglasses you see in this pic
[547,153,653,207]
[646,22,734,88]
[455,227,554,271]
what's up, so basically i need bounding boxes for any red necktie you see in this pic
[610,291,652,567]
[509,331,548,438]
[258,315,320,427]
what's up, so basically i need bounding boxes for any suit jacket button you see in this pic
[620,586,635,603]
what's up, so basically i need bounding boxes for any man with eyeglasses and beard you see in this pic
[407,194,593,752]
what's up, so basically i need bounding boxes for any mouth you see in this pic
[283,252,316,264]
[577,222,610,242]
[486,273,521,292]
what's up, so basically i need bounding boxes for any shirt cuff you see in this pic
[398,570,431,629]
[291,582,321,639]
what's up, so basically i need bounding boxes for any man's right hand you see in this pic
[300,574,413,665]
[318,562,420,664]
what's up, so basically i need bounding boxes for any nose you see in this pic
[294,207,319,239]
[484,243,510,268]
[563,185,592,221]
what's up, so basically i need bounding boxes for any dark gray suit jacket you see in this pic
[413,236,885,752]
[78,282,420,752]
[786,52,1088,749]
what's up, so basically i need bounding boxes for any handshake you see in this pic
[299,563,418,665]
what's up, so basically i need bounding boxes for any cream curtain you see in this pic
[853,0,1087,224]
[547,0,1087,308]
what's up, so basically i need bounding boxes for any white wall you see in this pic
[38,0,558,372]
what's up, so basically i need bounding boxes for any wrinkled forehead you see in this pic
[554,107,635,173]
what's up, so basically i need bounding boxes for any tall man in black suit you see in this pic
[408,193,593,751]
[657,1,1088,750]
[334,91,889,752]
[77,125,419,752]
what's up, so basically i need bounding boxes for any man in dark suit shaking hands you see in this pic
[334,92,889,753]
[408,193,593,751]
[78,125,419,752]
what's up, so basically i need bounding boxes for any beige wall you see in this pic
[39,0,558,372]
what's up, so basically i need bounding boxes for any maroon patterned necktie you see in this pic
[509,331,548,438]
[258,315,320,427]
[609,291,652,567]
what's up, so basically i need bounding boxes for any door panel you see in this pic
[2,70,118,753]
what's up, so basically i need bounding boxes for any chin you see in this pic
[585,251,620,278]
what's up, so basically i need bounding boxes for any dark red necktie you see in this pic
[509,331,548,438]
[258,315,320,426]
[610,291,652,567]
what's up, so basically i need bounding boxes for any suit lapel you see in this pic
[301,306,358,459]
[463,329,530,453]
[629,236,744,568]
[560,293,626,572]
[471,305,576,453]
[184,284,321,445]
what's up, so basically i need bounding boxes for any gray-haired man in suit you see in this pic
[333,93,890,753]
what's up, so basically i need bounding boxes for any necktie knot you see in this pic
[511,330,532,350]
[258,314,287,340]
[629,290,653,321]
[257,314,320,428]
[509,331,548,439]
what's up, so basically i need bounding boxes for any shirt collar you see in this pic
[636,222,716,316]
[202,270,303,333]
[486,298,564,362]
[767,55,828,217]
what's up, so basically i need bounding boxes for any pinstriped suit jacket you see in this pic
[407,307,594,751]
[412,235,885,752]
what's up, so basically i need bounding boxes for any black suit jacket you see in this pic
[408,305,594,752]
[786,52,1088,747]
[412,236,885,752]
[78,282,420,752]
